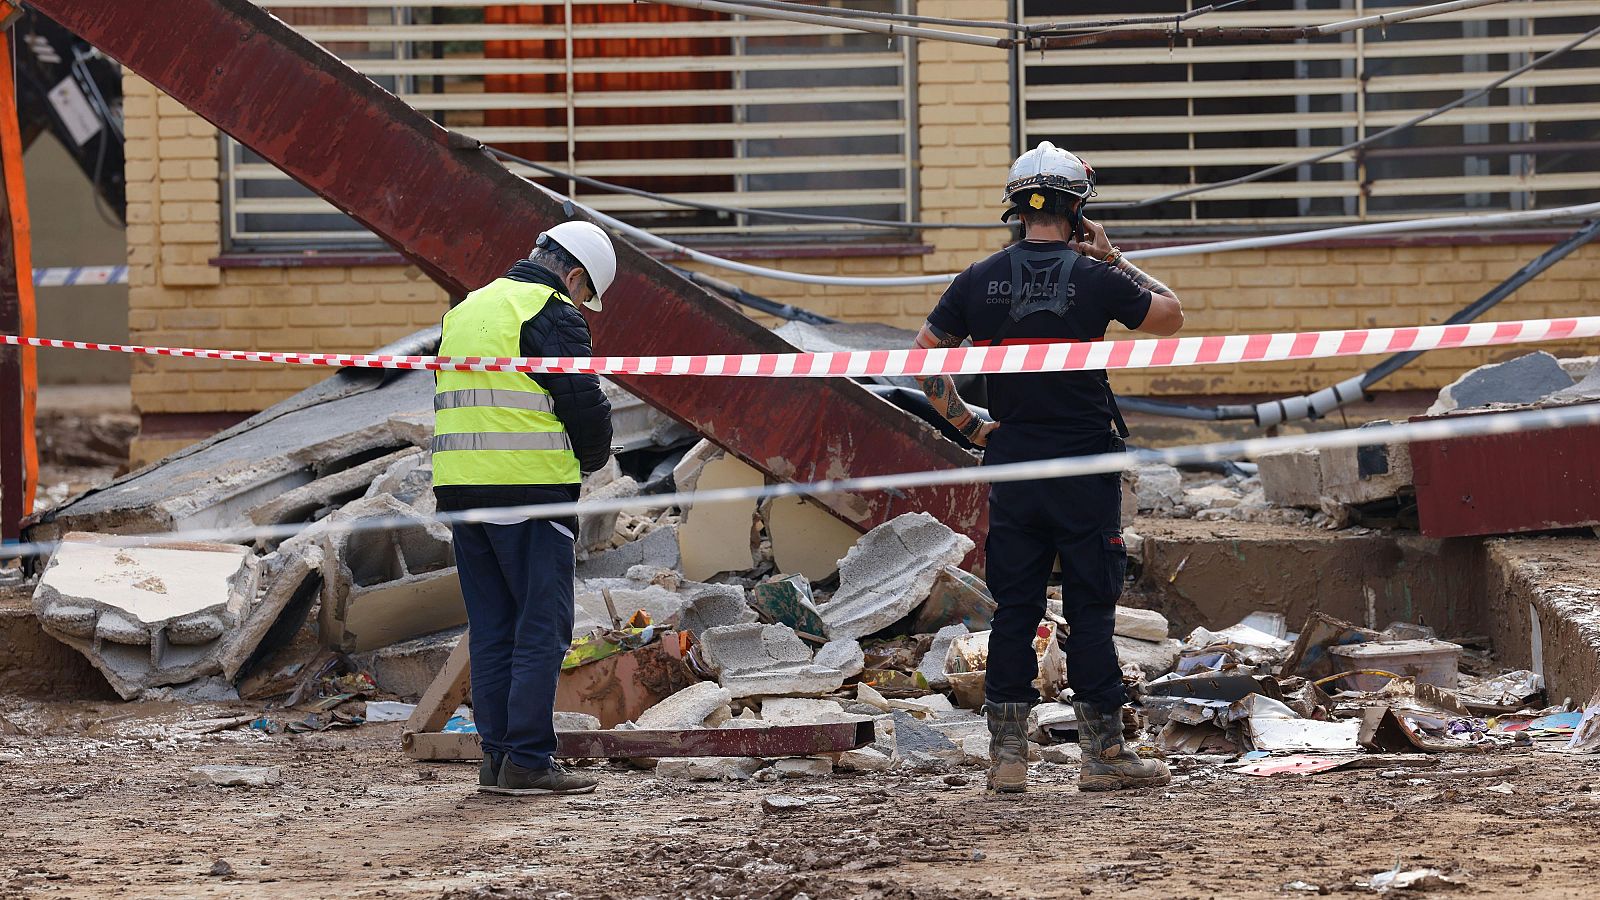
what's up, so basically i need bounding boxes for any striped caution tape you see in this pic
[4,399,1598,561]
[3,315,1598,377]
[32,265,129,287]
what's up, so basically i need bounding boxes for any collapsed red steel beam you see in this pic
[34,0,988,547]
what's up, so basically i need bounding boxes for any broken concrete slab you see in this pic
[1317,426,1413,506]
[699,622,847,699]
[1257,448,1324,509]
[1130,464,1184,513]
[759,697,868,726]
[1115,607,1170,642]
[814,639,865,679]
[634,681,733,730]
[655,756,764,781]
[675,449,762,581]
[820,512,974,641]
[247,447,423,530]
[768,756,834,779]
[750,575,827,640]
[833,746,891,773]
[1428,351,1576,416]
[353,627,461,700]
[908,567,995,634]
[316,494,463,653]
[918,623,969,692]
[1115,635,1183,681]
[765,495,862,582]
[676,583,758,638]
[33,534,261,699]
[576,526,681,581]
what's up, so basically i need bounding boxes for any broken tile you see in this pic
[907,567,995,634]
[819,513,974,641]
[750,575,827,640]
[33,534,261,700]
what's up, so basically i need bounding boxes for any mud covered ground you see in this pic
[3,700,1600,900]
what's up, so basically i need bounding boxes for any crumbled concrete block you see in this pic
[576,526,681,580]
[635,682,734,730]
[1041,744,1082,765]
[675,583,758,638]
[1318,431,1413,505]
[577,475,639,554]
[891,709,962,765]
[553,712,601,732]
[751,575,827,639]
[1428,351,1575,416]
[700,622,847,699]
[365,451,436,514]
[1114,607,1170,642]
[918,623,969,691]
[768,756,834,779]
[834,746,891,773]
[33,534,261,699]
[760,697,867,726]
[908,567,995,634]
[315,494,462,653]
[249,447,423,529]
[575,575,753,638]
[1558,355,1597,382]
[1257,448,1324,509]
[655,757,764,781]
[1183,483,1242,511]
[1115,635,1183,680]
[766,495,862,582]
[189,765,281,788]
[814,639,865,679]
[670,439,724,495]
[354,627,461,699]
[1130,465,1184,512]
[960,734,991,766]
[820,513,974,641]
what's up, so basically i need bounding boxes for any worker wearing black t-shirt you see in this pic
[913,142,1185,794]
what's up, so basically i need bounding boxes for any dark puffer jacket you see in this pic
[432,260,613,514]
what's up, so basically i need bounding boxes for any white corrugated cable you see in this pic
[537,183,1600,288]
[7,400,1599,561]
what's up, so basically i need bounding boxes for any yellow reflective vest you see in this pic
[431,278,581,487]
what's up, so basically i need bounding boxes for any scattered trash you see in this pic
[1363,863,1471,892]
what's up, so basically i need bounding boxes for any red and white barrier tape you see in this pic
[3,315,1598,378]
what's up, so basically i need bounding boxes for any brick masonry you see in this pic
[122,27,1600,451]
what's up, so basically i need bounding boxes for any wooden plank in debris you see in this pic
[403,721,876,762]
[406,632,472,735]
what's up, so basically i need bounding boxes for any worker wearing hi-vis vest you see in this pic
[432,220,616,797]
[911,143,1185,794]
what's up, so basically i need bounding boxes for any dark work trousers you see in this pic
[451,518,576,770]
[981,426,1128,713]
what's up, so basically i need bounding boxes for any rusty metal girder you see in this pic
[35,0,986,543]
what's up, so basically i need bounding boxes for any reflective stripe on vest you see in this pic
[432,278,583,487]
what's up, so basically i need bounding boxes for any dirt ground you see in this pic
[3,700,1599,900]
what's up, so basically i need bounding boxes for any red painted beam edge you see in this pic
[39,0,986,541]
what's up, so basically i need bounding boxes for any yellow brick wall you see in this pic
[123,73,448,424]
[126,30,1600,434]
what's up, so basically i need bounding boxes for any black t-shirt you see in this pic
[927,240,1151,442]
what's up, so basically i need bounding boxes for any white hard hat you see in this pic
[1002,141,1097,219]
[538,220,615,312]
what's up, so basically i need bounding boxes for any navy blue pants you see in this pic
[452,518,576,770]
[982,427,1128,713]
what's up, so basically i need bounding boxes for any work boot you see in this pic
[477,752,503,791]
[486,760,598,797]
[984,701,1032,793]
[1074,702,1171,792]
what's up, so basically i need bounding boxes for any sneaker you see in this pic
[485,760,598,796]
[477,753,503,792]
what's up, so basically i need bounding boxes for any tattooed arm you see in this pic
[1070,218,1185,336]
[914,322,999,448]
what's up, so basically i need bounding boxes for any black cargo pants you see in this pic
[980,426,1128,713]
